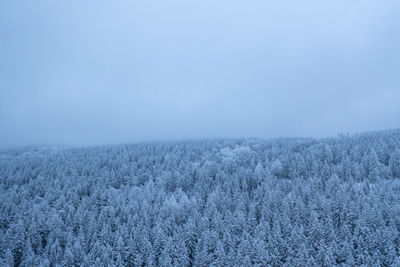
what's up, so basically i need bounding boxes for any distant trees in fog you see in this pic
[1,130,400,266]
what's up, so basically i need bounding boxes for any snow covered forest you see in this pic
[1,129,400,266]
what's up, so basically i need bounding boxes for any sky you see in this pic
[1,0,400,148]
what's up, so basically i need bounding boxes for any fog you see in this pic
[1,0,399,148]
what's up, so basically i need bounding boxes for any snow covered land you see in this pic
[1,129,400,266]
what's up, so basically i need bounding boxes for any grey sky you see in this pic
[1,0,399,148]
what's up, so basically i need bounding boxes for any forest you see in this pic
[1,129,400,266]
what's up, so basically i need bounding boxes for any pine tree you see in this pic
[3,249,14,267]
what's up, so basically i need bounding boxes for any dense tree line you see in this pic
[1,129,400,266]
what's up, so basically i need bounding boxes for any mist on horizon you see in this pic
[1,0,400,148]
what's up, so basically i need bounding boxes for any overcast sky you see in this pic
[1,0,399,148]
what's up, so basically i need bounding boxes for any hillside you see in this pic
[1,130,400,266]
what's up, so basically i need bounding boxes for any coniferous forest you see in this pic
[1,129,400,266]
